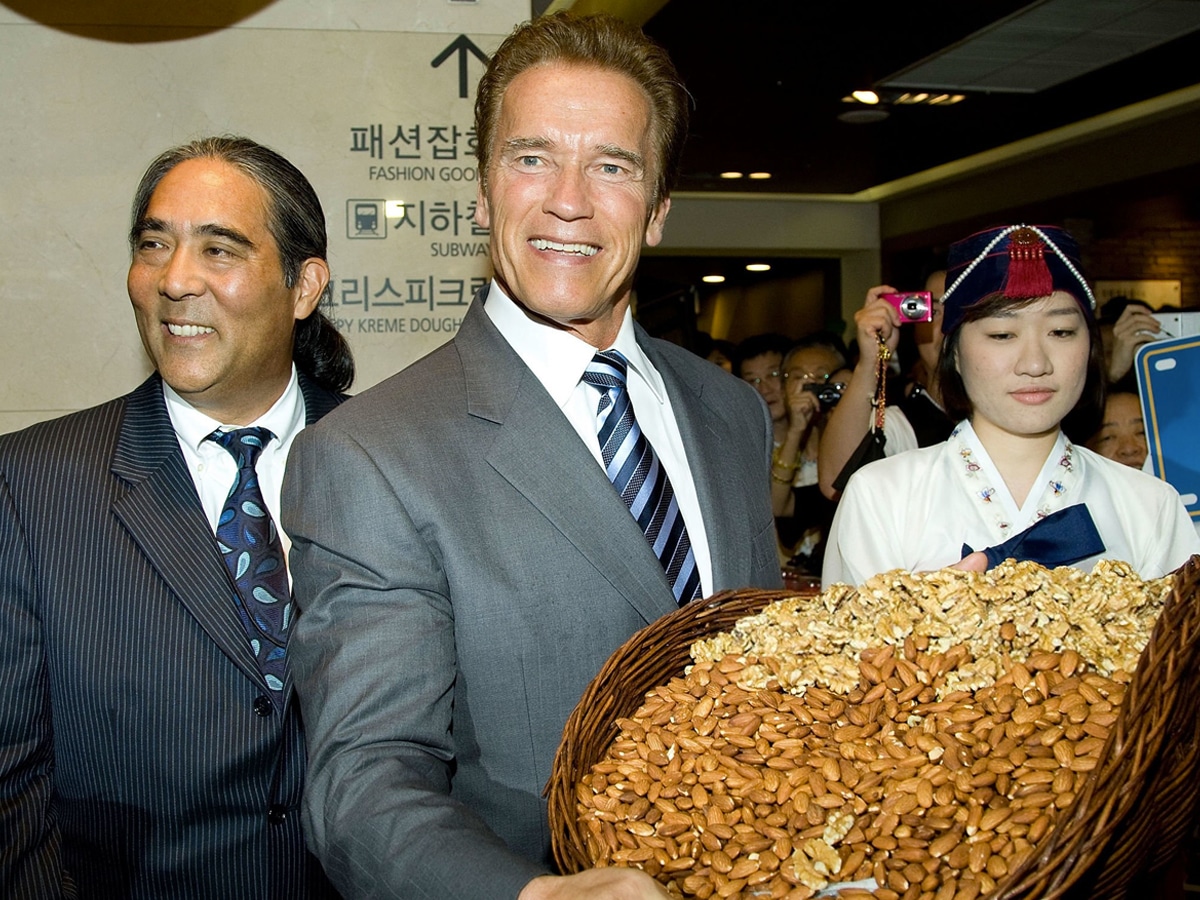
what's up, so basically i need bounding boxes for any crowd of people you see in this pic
[726,331,846,575]
[0,10,1194,900]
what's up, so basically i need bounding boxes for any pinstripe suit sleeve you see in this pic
[0,462,71,898]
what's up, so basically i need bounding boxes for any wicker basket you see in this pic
[547,557,1200,899]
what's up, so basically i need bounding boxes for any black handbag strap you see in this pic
[831,333,891,493]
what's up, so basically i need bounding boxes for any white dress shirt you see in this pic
[163,366,307,566]
[484,281,714,595]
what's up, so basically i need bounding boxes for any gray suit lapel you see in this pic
[109,376,265,688]
[456,299,678,626]
[287,374,344,696]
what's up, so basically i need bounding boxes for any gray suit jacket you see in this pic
[0,373,343,899]
[283,294,781,899]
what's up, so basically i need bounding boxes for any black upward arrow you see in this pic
[431,35,490,99]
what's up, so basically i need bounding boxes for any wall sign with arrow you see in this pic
[431,34,490,99]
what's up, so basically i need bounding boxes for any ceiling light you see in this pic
[746,263,771,272]
[842,90,963,110]
[702,275,725,284]
[720,171,744,179]
[748,172,771,180]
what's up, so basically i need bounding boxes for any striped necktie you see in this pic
[208,427,291,698]
[581,350,701,604]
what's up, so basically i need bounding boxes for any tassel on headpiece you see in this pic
[1003,227,1054,299]
[940,224,1095,335]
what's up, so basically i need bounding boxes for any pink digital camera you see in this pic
[881,290,933,323]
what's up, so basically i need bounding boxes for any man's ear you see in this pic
[474,183,491,230]
[293,258,330,320]
[644,196,670,247]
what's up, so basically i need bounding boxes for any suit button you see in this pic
[267,805,287,825]
[253,695,273,717]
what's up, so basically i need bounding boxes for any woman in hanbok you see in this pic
[822,224,1199,588]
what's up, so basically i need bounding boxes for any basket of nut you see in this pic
[547,556,1200,900]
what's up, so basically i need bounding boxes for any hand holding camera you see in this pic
[854,286,909,371]
[782,374,823,434]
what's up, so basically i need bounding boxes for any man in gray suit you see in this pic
[284,13,781,900]
[0,136,349,898]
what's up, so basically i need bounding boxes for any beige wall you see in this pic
[0,0,524,433]
[0,2,886,433]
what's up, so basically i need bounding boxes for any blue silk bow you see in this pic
[962,503,1105,570]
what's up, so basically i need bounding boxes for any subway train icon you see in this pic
[347,199,386,239]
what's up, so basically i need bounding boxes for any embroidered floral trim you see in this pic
[950,422,1077,537]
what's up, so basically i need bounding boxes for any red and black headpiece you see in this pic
[940,224,1095,335]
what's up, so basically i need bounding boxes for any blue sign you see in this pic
[1136,336,1200,520]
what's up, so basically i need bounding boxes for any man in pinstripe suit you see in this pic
[0,137,349,898]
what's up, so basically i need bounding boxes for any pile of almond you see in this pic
[574,561,1170,900]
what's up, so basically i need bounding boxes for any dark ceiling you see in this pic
[618,0,1200,311]
[640,0,1200,196]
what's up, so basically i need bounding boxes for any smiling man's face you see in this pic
[474,62,669,349]
[127,158,321,424]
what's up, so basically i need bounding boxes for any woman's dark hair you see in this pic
[130,135,354,393]
[937,292,1105,443]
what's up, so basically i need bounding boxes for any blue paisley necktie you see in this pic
[581,350,702,604]
[208,427,291,696]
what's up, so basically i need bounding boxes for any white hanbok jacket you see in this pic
[823,420,1200,587]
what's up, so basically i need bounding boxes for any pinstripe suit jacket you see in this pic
[283,294,783,899]
[0,373,343,899]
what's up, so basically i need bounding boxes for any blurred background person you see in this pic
[707,337,735,373]
[735,332,792,445]
[1086,391,1148,468]
[693,331,735,373]
[1099,296,1161,388]
[818,269,954,499]
[772,333,849,575]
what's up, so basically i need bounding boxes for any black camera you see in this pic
[803,381,845,410]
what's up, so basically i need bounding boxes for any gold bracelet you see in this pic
[771,470,793,485]
[771,446,802,470]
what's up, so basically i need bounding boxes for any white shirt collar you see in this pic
[163,365,306,449]
[482,280,667,407]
